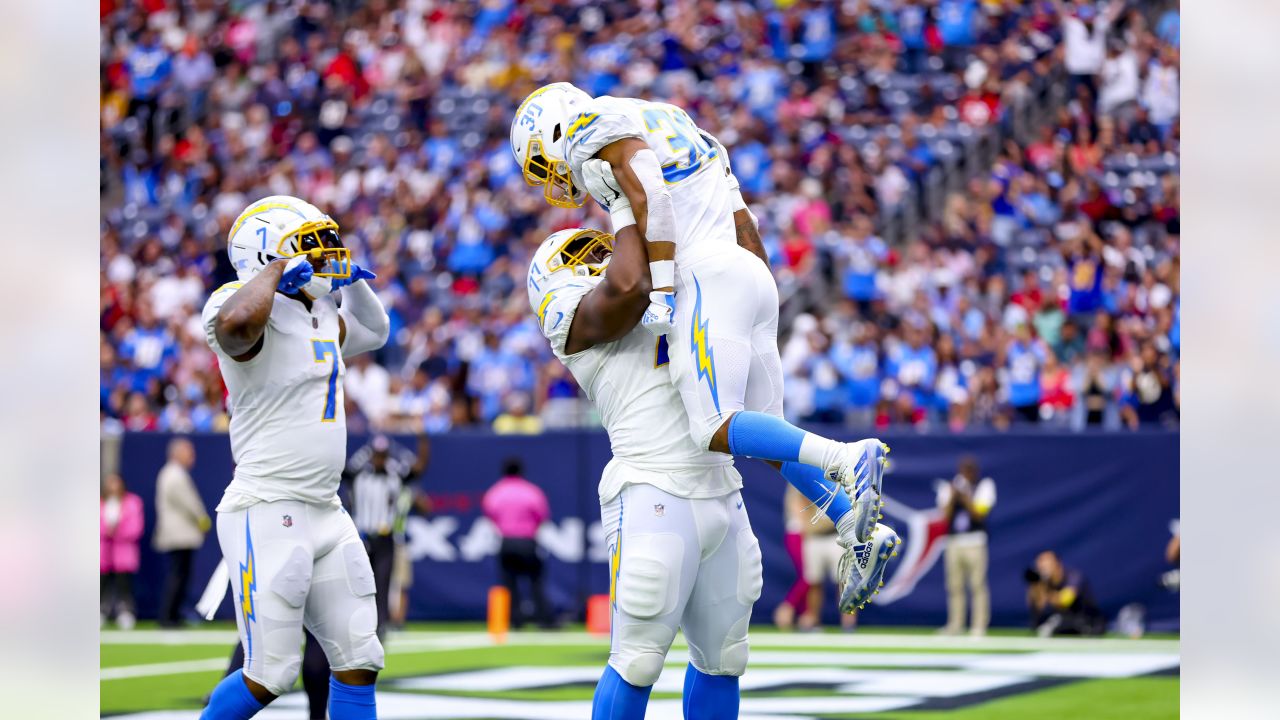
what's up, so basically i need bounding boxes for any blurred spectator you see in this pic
[937,456,996,637]
[482,458,554,629]
[98,0,1178,436]
[100,473,144,630]
[152,438,209,627]
[344,433,431,641]
[797,492,856,633]
[1025,550,1104,636]
[773,486,811,631]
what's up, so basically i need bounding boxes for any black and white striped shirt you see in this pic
[345,446,415,536]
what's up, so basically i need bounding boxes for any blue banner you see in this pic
[115,430,1179,629]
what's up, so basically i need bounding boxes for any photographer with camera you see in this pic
[1025,550,1105,636]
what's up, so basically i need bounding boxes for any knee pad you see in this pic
[612,608,679,687]
[736,529,763,607]
[717,615,751,676]
[616,533,683,620]
[253,637,304,696]
[331,543,384,672]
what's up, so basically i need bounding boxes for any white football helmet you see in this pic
[526,228,614,313]
[226,195,352,299]
[511,82,594,208]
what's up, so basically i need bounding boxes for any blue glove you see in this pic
[330,264,377,290]
[277,256,314,294]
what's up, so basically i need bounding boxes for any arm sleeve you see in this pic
[628,148,677,252]
[339,280,391,357]
[532,281,596,358]
[200,282,246,355]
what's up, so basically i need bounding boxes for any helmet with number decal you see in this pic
[511,82,593,208]
[526,227,614,314]
[226,195,352,299]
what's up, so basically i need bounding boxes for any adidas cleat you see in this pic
[838,523,902,614]
[831,439,889,543]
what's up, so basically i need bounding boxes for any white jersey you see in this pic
[202,282,348,511]
[564,96,737,266]
[536,276,740,503]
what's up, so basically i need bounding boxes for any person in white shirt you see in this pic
[937,456,998,637]
[1142,46,1180,131]
[1056,0,1125,102]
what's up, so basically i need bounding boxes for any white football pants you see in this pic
[667,245,786,451]
[216,499,385,695]
[601,483,763,687]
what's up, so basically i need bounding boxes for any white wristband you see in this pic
[649,259,675,290]
[609,204,637,232]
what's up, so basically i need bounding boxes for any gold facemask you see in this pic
[522,136,584,209]
[278,220,352,279]
[547,229,614,275]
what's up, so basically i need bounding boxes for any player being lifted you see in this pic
[511,83,894,578]
[527,167,901,718]
[199,196,389,720]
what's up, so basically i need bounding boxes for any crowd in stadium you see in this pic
[100,0,1179,435]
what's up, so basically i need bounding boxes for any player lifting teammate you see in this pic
[512,82,901,609]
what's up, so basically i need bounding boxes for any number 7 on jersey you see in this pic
[311,339,339,422]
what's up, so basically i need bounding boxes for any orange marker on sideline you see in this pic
[586,594,611,636]
[488,586,511,643]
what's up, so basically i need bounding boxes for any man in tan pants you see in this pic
[937,456,997,637]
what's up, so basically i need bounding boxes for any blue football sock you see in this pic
[201,669,267,720]
[781,461,852,525]
[328,676,377,720]
[726,412,843,470]
[682,664,739,720]
[591,665,652,720]
[726,411,804,462]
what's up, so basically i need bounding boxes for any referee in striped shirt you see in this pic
[343,432,430,640]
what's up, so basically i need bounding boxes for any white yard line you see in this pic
[102,629,1179,654]
[101,658,229,681]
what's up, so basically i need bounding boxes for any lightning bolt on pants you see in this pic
[667,246,785,452]
[216,500,385,697]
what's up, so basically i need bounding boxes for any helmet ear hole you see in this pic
[552,124,562,142]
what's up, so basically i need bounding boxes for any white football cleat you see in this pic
[838,523,902,614]
[830,439,889,543]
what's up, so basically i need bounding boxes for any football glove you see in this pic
[580,158,635,230]
[641,290,676,337]
[330,264,377,290]
[277,256,315,294]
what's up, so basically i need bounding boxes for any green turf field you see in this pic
[101,623,1178,719]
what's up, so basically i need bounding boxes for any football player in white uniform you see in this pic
[198,196,389,720]
[511,83,894,602]
[529,165,901,719]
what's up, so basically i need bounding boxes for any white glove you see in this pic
[580,159,636,230]
[642,290,676,337]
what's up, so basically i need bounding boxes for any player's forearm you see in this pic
[602,142,677,292]
[339,278,390,356]
[215,259,287,357]
[734,208,768,267]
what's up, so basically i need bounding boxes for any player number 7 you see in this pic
[311,339,339,422]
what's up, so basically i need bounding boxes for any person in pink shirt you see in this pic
[101,473,145,630]
[481,458,554,629]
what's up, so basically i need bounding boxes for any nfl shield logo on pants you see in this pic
[282,515,293,528]
[654,504,665,517]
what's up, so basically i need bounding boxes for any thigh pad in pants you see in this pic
[611,531,687,687]
[305,534,384,673]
